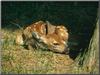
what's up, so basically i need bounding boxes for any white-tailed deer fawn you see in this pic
[15,21,69,53]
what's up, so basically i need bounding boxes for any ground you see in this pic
[1,29,75,74]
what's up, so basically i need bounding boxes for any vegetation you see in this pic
[1,1,99,74]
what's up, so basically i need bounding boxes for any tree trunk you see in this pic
[82,19,99,73]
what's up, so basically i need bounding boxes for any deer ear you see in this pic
[22,33,26,40]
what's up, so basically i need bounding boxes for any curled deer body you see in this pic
[15,21,69,54]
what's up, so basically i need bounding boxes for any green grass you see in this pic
[1,29,75,74]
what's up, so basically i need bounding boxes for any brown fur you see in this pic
[55,25,69,41]
[15,21,69,53]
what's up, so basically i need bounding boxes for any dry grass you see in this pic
[1,29,75,74]
[1,28,99,74]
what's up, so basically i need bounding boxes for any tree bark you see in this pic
[82,19,99,73]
